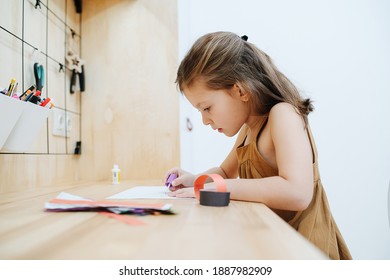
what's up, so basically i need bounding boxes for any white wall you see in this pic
[178,0,390,259]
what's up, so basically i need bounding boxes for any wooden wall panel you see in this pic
[79,0,179,182]
[0,0,179,192]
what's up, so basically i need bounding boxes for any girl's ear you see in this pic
[234,83,249,102]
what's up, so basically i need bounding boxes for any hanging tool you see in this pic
[74,0,82,13]
[65,31,85,94]
[34,62,44,91]
[67,54,85,94]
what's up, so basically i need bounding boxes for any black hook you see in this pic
[59,63,64,73]
[35,0,41,9]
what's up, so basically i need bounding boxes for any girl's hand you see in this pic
[167,182,217,199]
[167,187,196,198]
[164,167,197,191]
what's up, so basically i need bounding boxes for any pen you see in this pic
[10,82,18,97]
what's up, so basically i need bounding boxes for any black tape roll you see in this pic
[199,190,230,207]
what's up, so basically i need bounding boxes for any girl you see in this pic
[167,31,352,260]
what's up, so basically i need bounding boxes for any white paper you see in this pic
[107,186,179,200]
[45,192,92,210]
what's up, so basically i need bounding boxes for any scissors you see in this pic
[34,63,44,91]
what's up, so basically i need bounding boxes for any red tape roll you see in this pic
[194,174,230,206]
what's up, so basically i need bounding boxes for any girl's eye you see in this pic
[203,107,210,112]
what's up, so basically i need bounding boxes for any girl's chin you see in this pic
[214,127,238,137]
[222,130,236,137]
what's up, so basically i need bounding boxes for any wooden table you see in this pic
[0,180,327,259]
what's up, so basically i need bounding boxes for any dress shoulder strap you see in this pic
[254,116,268,143]
[306,125,318,164]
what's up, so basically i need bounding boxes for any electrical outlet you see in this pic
[52,108,70,137]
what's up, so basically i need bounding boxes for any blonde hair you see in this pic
[176,31,313,124]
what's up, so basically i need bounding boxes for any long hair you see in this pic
[176,31,314,125]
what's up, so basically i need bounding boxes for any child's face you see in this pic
[183,79,250,137]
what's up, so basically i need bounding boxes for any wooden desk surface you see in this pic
[0,180,327,260]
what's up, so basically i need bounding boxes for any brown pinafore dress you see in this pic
[236,118,352,260]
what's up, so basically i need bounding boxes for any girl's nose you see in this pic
[201,113,211,126]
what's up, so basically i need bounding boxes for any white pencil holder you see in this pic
[0,95,50,152]
[0,94,26,150]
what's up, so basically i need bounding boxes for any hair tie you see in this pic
[241,35,248,41]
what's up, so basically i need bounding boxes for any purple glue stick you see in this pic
[165,173,177,190]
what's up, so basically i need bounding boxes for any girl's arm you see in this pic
[225,103,314,211]
[170,103,314,212]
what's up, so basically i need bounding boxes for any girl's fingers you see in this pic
[169,188,195,198]
[168,184,185,192]
[164,167,180,179]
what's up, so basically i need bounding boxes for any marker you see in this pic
[28,90,41,104]
[20,89,31,101]
[45,99,54,109]
[6,78,16,96]
[24,91,35,102]
[165,173,177,190]
[40,97,51,107]
[19,85,36,100]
